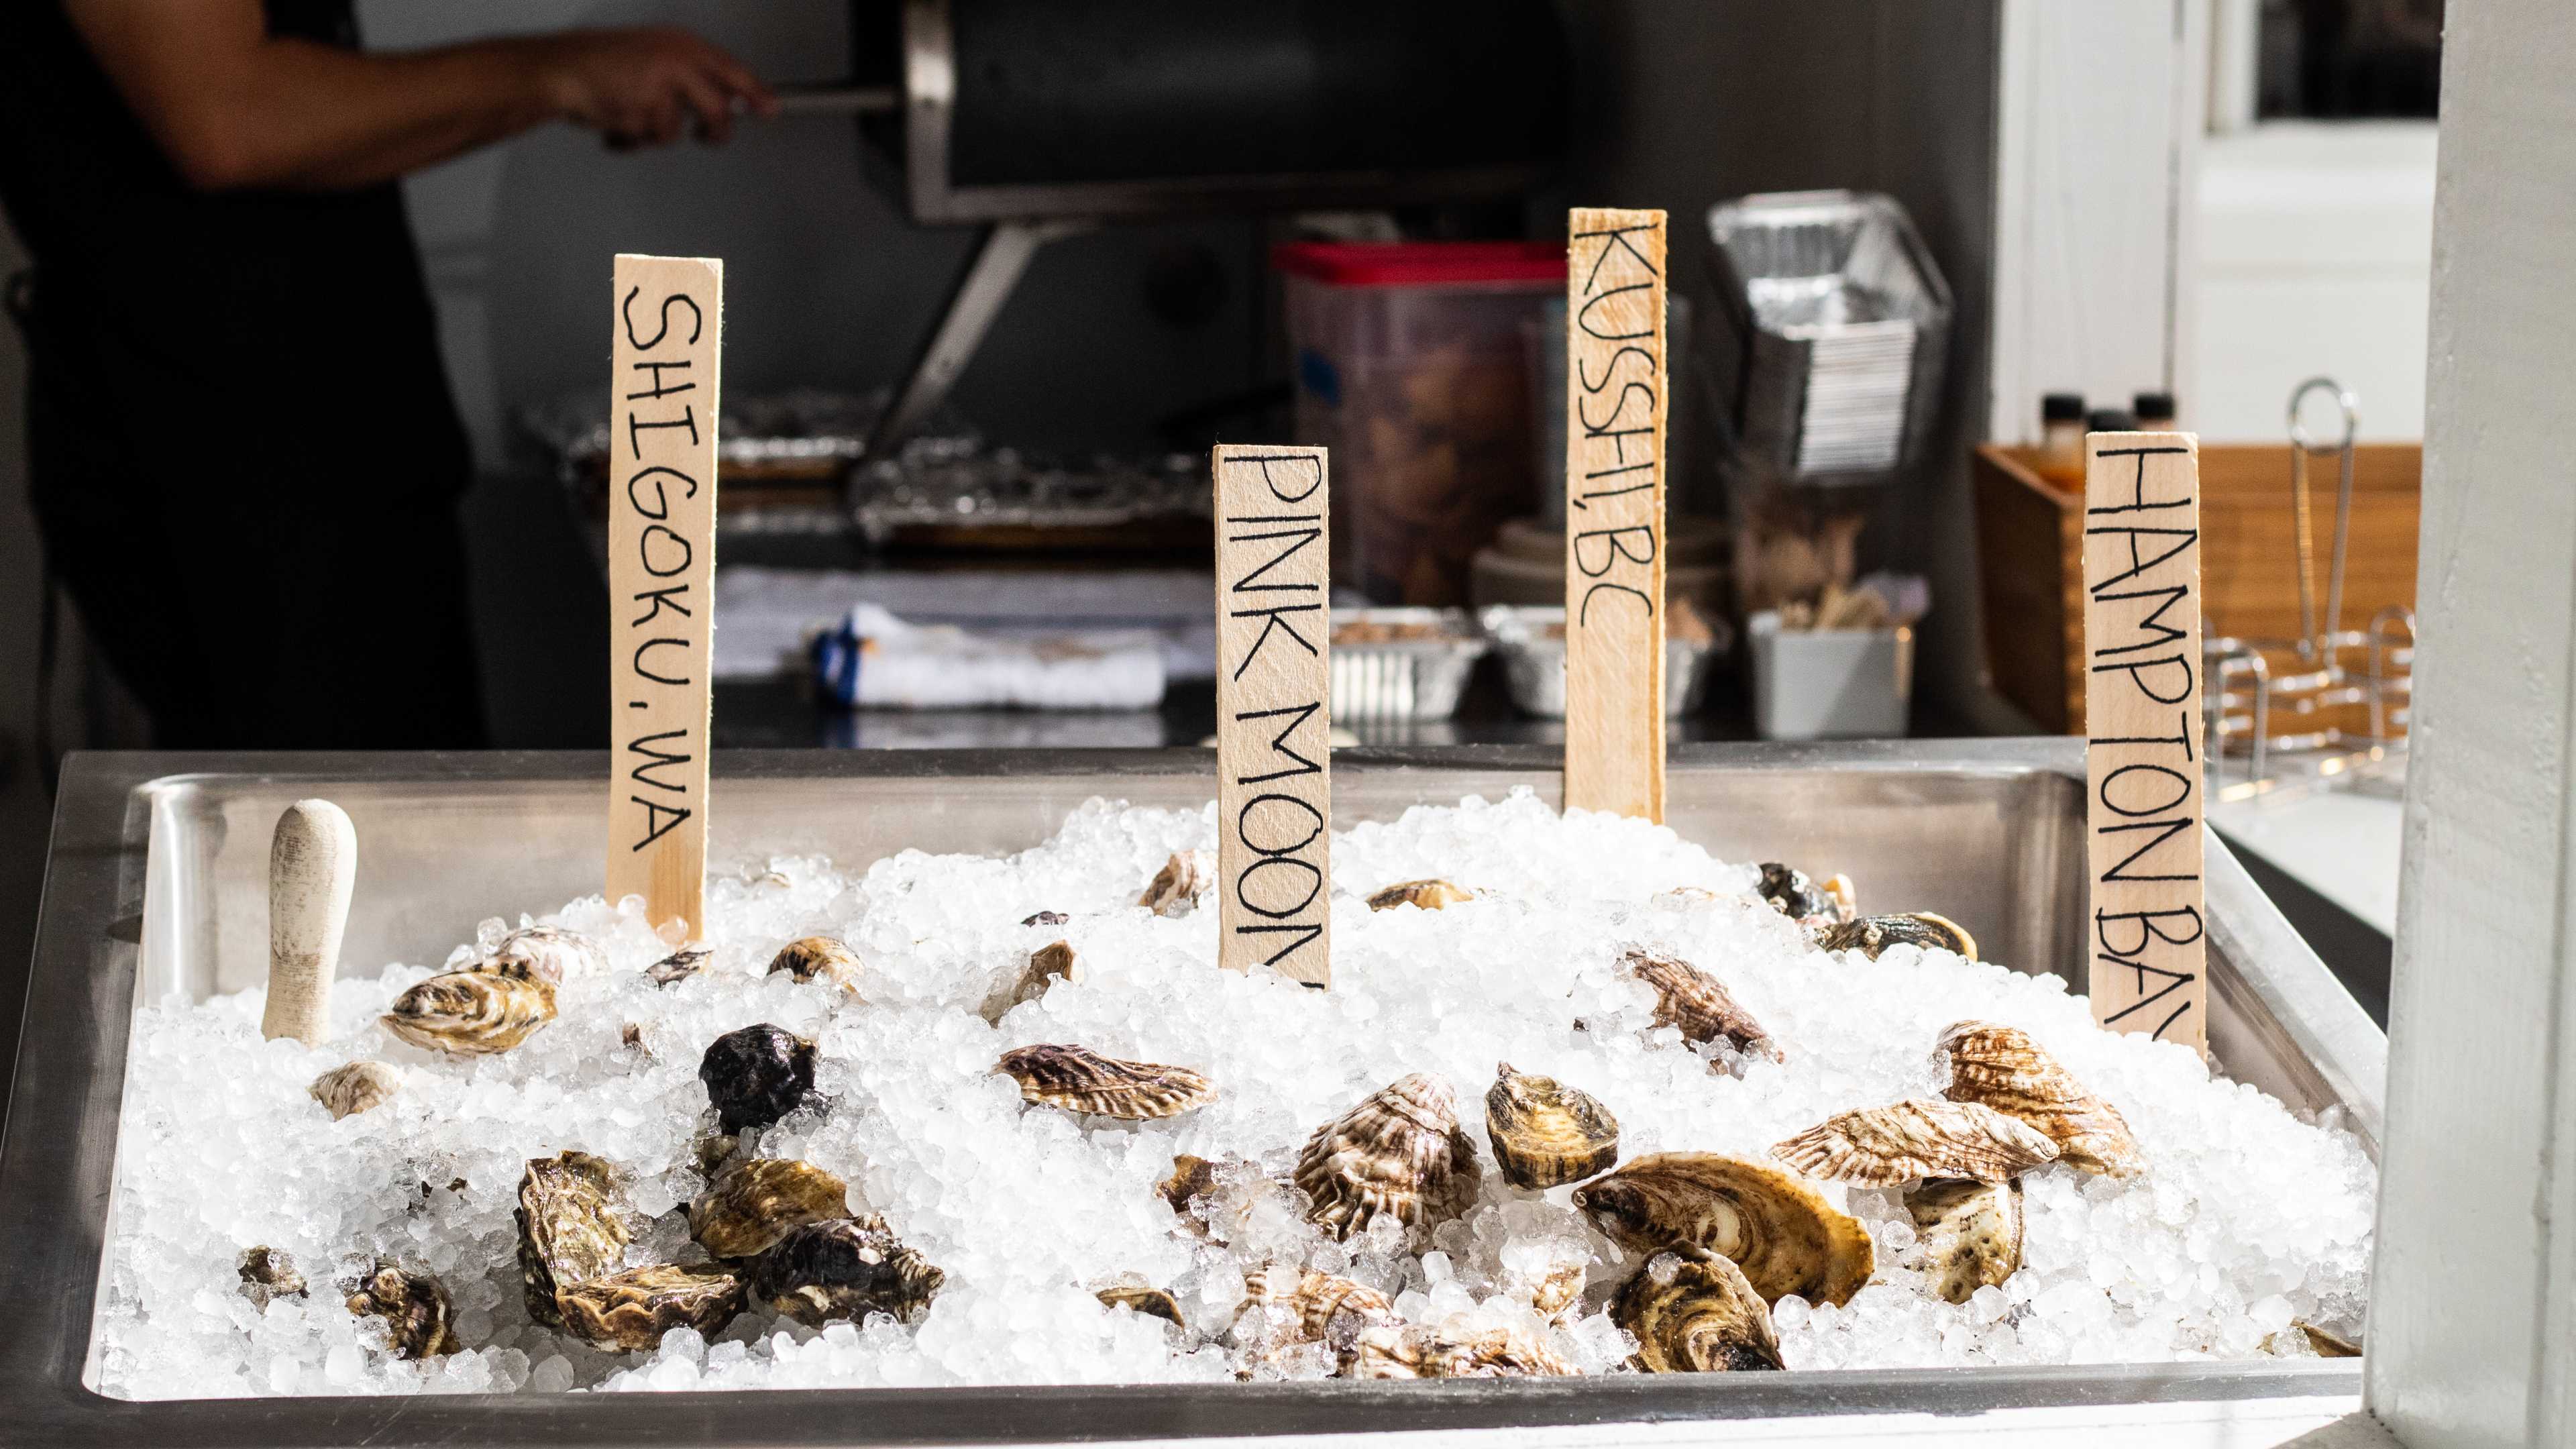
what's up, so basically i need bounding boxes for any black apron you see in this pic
[0,0,486,749]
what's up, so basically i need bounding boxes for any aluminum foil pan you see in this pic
[1700,190,1952,483]
[847,443,1206,545]
[519,387,888,485]
[1330,608,1486,720]
[1480,604,1723,718]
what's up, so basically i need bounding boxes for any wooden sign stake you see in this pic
[606,254,722,941]
[1213,444,1332,987]
[1564,208,1668,822]
[2082,430,2208,1053]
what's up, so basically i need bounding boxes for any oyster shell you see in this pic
[996,1044,1216,1120]
[767,935,863,992]
[980,941,1081,1024]
[1755,863,1856,927]
[1619,949,1783,1065]
[381,969,555,1055]
[482,924,605,987]
[1904,1177,2024,1304]
[1526,1260,1590,1323]
[1022,910,1070,926]
[648,947,710,987]
[1240,1265,1397,1359]
[749,1215,945,1326]
[1572,1152,1874,1306]
[1294,1073,1481,1240]
[690,1157,852,1260]
[1158,1154,1218,1220]
[1366,879,1472,912]
[1484,1063,1620,1189]
[1138,851,1208,916]
[1614,1248,1783,1373]
[698,1023,818,1134]
[1096,1283,1185,1326]
[345,1258,459,1358]
[1346,1322,1578,1379]
[515,1152,631,1328]
[238,1246,306,1309]
[1771,1097,2060,1185]
[557,1264,745,1352]
[1937,1020,2143,1177]
[309,1060,400,1120]
[2295,1319,2362,1358]
[1813,912,1978,961]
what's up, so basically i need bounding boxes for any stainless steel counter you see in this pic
[1,742,2382,1446]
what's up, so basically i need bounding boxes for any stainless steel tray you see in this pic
[4,743,2381,1445]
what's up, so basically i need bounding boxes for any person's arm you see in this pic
[63,1,776,193]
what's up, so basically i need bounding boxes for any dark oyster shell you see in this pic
[237,1246,306,1309]
[1137,852,1206,916]
[1293,1073,1481,1240]
[1022,910,1070,926]
[1754,863,1855,926]
[1813,912,1978,961]
[1157,1154,1218,1219]
[1095,1283,1184,1326]
[648,947,712,987]
[699,1023,818,1134]
[1484,1063,1620,1189]
[767,935,863,992]
[1365,879,1472,912]
[345,1258,458,1358]
[981,941,1081,1024]
[690,1158,851,1260]
[996,1043,1216,1120]
[1573,1152,1874,1307]
[1619,949,1783,1065]
[749,1216,945,1326]
[515,1152,630,1328]
[1615,1248,1782,1373]
[557,1264,745,1352]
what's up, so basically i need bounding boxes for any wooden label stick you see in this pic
[2082,430,2208,1053]
[1213,444,1332,987]
[1564,207,1669,822]
[606,254,722,940]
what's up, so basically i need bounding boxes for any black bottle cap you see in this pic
[2087,409,2138,432]
[2133,390,2177,422]
[2042,392,2086,423]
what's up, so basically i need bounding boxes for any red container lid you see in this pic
[1271,240,1564,287]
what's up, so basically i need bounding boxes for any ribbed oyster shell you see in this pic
[981,941,1081,1024]
[1484,1063,1620,1189]
[1937,1020,2143,1177]
[515,1152,630,1328]
[689,1157,852,1260]
[1366,879,1473,912]
[1572,1152,1874,1306]
[1095,1282,1185,1326]
[1239,1265,1397,1360]
[1294,1073,1481,1240]
[1772,1097,2060,1185]
[1158,1154,1218,1220]
[1904,1177,2023,1304]
[482,924,605,987]
[1346,1322,1578,1379]
[345,1259,458,1358]
[648,947,710,987]
[1614,1249,1782,1372]
[698,1023,818,1134]
[309,1060,400,1120]
[557,1263,745,1352]
[1022,909,1069,926]
[1138,851,1208,916]
[238,1246,306,1309]
[996,1044,1216,1120]
[767,935,862,991]
[381,969,555,1055]
[749,1216,945,1326]
[1755,862,1856,926]
[1619,949,1783,1065]
[1813,912,1978,961]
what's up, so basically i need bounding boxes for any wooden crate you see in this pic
[1972,441,2420,733]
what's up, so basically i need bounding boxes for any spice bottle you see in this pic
[2133,391,2177,431]
[2035,393,2086,485]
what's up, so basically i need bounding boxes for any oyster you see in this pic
[1095,1282,1185,1326]
[381,969,555,1055]
[980,941,1081,1024]
[309,1060,400,1120]
[515,1152,630,1328]
[749,1215,945,1326]
[698,1023,818,1134]
[1158,1153,1218,1219]
[345,1259,459,1358]
[690,1158,852,1260]
[1526,1260,1590,1324]
[996,1044,1216,1120]
[1485,1063,1620,1189]
[648,947,711,987]
[557,1264,745,1352]
[1619,949,1783,1065]
[2295,1319,2363,1358]
[1937,1020,2143,1177]
[1813,912,1978,961]
[1771,1097,2060,1185]
[1346,1322,1578,1379]
[237,1246,306,1309]
[1240,1265,1397,1358]
[1572,1152,1874,1306]
[1366,879,1472,912]
[1138,851,1207,916]
[1755,862,1856,926]
[1904,1178,2024,1304]
[1614,1248,1782,1373]
[483,924,605,987]
[1022,910,1070,926]
[767,935,863,992]
[1294,1073,1481,1240]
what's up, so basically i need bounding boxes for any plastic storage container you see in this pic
[1278,241,1562,605]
